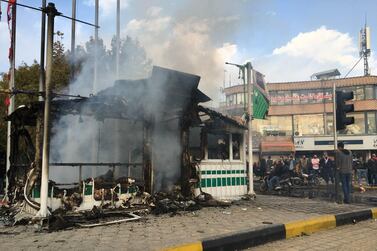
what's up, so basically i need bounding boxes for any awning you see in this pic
[260,140,295,154]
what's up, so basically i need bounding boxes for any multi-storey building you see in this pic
[220,75,377,160]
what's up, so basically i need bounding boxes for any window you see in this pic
[269,91,278,105]
[324,89,333,102]
[236,93,245,105]
[292,91,300,104]
[326,114,334,135]
[226,94,235,106]
[299,90,309,104]
[283,91,292,105]
[367,112,377,134]
[277,91,286,105]
[307,91,316,104]
[253,116,293,136]
[269,91,292,105]
[365,86,374,99]
[293,114,325,136]
[339,112,365,135]
[232,134,241,160]
[189,127,203,160]
[355,86,365,100]
[207,133,229,160]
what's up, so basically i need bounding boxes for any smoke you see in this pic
[49,41,198,193]
[122,2,245,103]
[50,0,253,191]
[50,38,150,185]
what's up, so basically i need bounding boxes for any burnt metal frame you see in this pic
[49,162,143,183]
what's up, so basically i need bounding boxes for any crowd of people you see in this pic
[253,149,377,193]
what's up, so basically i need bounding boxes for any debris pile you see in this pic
[1,181,232,231]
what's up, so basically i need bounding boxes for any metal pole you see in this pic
[114,0,121,164]
[70,0,76,81]
[332,82,339,201]
[39,0,46,101]
[91,0,99,179]
[246,62,255,195]
[116,0,120,79]
[5,0,17,199]
[93,0,99,93]
[38,3,57,217]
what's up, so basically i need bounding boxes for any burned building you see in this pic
[6,66,248,215]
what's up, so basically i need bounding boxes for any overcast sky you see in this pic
[1,0,377,101]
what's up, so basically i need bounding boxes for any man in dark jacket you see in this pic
[336,142,353,204]
[266,156,273,172]
[355,156,367,186]
[267,160,287,191]
[320,153,334,184]
[260,158,267,178]
[369,154,377,186]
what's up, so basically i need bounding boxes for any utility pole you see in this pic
[71,0,76,81]
[225,61,255,196]
[91,0,100,178]
[93,0,99,93]
[38,2,59,217]
[113,0,121,167]
[39,0,46,101]
[116,0,120,79]
[5,0,17,199]
[246,62,255,195]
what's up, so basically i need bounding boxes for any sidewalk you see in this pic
[0,195,374,250]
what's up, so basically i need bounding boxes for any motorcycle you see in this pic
[292,173,320,187]
[259,173,293,194]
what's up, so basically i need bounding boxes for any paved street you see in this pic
[251,219,377,251]
[0,195,374,250]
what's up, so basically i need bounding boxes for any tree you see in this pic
[110,35,152,79]
[52,40,71,92]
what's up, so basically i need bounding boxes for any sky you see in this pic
[1,0,377,102]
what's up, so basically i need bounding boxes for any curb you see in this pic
[163,207,377,251]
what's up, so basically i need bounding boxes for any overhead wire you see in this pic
[0,0,99,28]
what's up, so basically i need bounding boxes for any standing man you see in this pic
[300,155,309,174]
[266,156,273,173]
[367,154,375,186]
[369,154,377,186]
[336,142,353,204]
[355,156,368,186]
[288,155,296,176]
[260,157,267,178]
[320,153,334,184]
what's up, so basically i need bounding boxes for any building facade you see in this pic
[220,75,377,160]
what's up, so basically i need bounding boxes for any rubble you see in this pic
[2,66,244,231]
[1,179,233,231]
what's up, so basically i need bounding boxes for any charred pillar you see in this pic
[28,0,47,200]
[180,116,191,197]
[27,113,43,196]
[143,121,153,194]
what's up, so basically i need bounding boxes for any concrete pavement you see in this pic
[0,195,375,250]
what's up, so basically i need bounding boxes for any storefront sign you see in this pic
[294,135,377,151]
